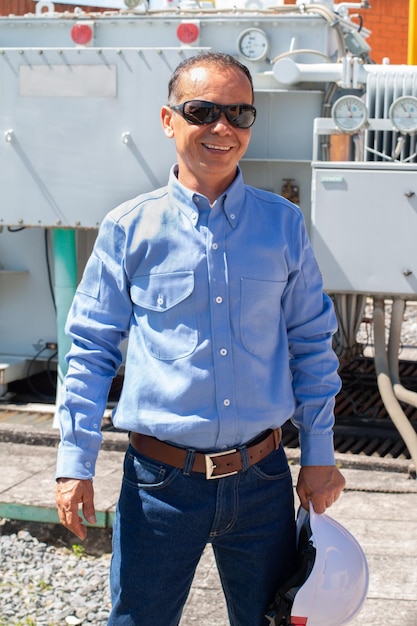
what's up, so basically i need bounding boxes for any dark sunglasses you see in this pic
[170,100,256,129]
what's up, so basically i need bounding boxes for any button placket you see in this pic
[206,205,238,441]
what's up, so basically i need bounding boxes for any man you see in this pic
[56,52,345,625]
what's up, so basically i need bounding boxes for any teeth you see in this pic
[204,144,231,151]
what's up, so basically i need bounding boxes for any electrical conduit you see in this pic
[387,298,417,408]
[373,298,417,474]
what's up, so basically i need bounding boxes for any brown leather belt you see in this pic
[129,428,281,480]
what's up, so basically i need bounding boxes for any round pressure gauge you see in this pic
[389,96,417,133]
[237,28,269,62]
[331,95,368,132]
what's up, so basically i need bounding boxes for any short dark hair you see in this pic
[167,52,254,105]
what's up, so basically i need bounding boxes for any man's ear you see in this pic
[161,105,175,138]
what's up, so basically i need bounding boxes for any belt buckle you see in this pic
[204,449,239,480]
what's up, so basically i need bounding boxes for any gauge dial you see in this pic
[237,28,269,62]
[331,95,368,133]
[389,96,417,133]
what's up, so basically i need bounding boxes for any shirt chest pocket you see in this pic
[130,271,198,360]
[240,278,285,356]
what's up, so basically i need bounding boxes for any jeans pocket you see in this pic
[251,446,292,481]
[123,445,180,490]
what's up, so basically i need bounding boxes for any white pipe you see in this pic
[272,58,417,87]
[388,298,417,408]
[373,298,417,475]
[272,58,344,86]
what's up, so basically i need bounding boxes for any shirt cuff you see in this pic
[299,431,336,466]
[55,444,97,480]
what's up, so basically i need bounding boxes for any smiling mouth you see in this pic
[203,143,232,152]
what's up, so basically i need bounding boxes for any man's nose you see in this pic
[210,113,233,131]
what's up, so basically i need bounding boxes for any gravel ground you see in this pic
[0,530,112,626]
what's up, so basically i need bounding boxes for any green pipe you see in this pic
[52,228,77,395]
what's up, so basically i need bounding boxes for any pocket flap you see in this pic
[130,271,194,312]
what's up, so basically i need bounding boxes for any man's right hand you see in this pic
[56,478,97,540]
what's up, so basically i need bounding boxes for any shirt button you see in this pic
[191,212,198,221]
[220,348,228,356]
[215,296,223,304]
[212,243,219,250]
[85,461,91,468]
[230,213,236,220]
[223,399,231,407]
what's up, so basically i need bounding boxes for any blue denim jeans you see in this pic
[108,442,296,626]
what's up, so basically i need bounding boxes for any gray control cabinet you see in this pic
[311,162,417,297]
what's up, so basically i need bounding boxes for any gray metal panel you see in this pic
[19,64,117,97]
[311,165,417,297]
[247,90,323,161]
[0,47,199,228]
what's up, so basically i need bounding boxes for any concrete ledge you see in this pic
[0,421,128,451]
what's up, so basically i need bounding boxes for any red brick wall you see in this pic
[357,0,409,64]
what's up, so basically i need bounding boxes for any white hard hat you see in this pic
[266,502,369,625]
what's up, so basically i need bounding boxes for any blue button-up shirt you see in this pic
[56,166,341,480]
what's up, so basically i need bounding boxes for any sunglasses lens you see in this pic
[225,105,256,128]
[183,101,219,125]
[180,101,256,128]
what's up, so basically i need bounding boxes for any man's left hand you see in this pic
[296,465,346,514]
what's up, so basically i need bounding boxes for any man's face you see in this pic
[161,64,253,196]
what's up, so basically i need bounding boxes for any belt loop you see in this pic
[273,428,281,450]
[239,446,250,472]
[183,449,195,476]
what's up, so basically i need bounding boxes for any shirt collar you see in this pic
[168,165,245,229]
